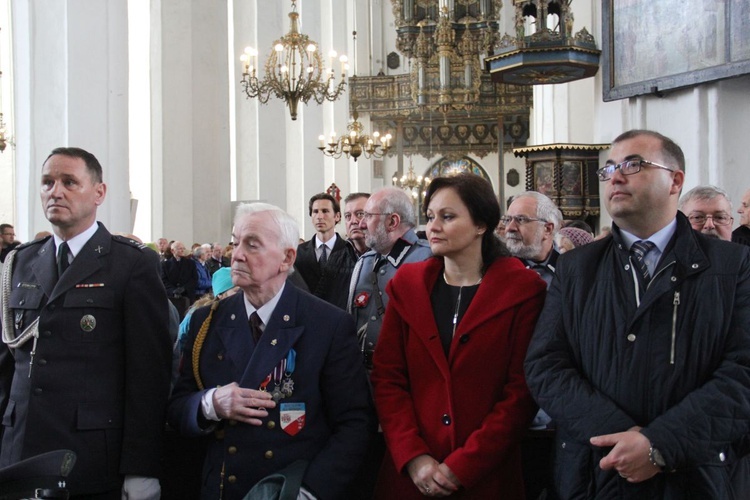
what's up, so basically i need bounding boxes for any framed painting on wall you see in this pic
[602,0,750,101]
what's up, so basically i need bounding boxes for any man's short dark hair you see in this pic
[0,224,13,234]
[343,192,370,204]
[308,193,340,216]
[612,130,686,172]
[44,147,104,183]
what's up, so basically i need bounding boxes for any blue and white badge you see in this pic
[280,402,305,436]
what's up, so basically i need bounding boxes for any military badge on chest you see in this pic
[259,348,297,403]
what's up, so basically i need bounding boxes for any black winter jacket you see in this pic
[525,213,750,499]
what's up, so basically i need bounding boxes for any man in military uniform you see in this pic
[0,147,172,499]
[348,187,431,367]
[168,202,373,499]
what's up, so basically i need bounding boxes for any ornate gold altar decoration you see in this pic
[392,0,502,118]
[513,143,607,220]
[485,0,600,85]
[239,0,347,121]
[349,73,532,159]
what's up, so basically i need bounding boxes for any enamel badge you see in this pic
[280,402,305,436]
[80,315,96,332]
[353,291,370,308]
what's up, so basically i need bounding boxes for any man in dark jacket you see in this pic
[525,130,750,499]
[294,193,351,309]
[0,147,171,498]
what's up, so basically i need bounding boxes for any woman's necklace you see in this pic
[444,272,483,338]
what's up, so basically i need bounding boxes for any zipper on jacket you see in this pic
[671,291,680,365]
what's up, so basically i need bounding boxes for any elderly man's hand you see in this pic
[212,382,276,425]
[590,429,660,483]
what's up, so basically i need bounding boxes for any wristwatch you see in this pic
[649,444,666,470]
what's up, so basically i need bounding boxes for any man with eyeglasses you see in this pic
[502,192,562,500]
[678,185,734,241]
[346,187,431,497]
[734,188,750,246]
[0,224,19,263]
[503,191,563,288]
[526,129,750,499]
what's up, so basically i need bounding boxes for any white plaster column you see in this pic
[12,0,130,238]
[151,0,231,244]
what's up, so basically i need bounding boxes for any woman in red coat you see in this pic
[371,174,546,499]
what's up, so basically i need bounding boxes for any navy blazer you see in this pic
[168,283,374,500]
[0,224,172,495]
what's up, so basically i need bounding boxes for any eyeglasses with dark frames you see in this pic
[597,159,675,181]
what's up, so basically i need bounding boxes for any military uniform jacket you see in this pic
[168,284,374,500]
[0,223,172,495]
[348,229,432,352]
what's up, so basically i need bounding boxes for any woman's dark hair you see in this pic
[423,174,509,269]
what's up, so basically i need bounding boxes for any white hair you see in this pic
[233,202,299,250]
[376,187,416,228]
[513,191,563,234]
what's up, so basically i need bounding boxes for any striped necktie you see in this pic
[630,240,655,287]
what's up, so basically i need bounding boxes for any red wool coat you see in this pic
[371,256,546,499]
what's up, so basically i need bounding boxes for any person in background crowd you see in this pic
[205,242,230,276]
[371,174,546,499]
[0,223,19,263]
[294,193,350,307]
[556,226,595,253]
[192,246,212,300]
[678,185,734,241]
[734,188,750,246]
[525,129,750,498]
[343,192,371,257]
[0,146,171,498]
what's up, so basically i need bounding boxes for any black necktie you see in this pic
[249,311,263,343]
[57,242,70,278]
[318,244,328,265]
[630,240,655,287]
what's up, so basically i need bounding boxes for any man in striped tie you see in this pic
[525,130,750,499]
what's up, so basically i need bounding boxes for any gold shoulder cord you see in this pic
[191,299,220,390]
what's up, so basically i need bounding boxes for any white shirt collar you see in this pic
[619,218,677,254]
[315,234,336,251]
[53,221,99,258]
[243,282,286,327]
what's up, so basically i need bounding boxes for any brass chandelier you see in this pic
[317,107,393,162]
[239,0,347,120]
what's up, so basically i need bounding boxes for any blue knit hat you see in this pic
[212,267,234,296]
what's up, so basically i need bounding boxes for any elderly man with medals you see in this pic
[168,202,374,500]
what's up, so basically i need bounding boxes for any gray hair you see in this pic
[233,202,300,251]
[514,191,563,234]
[376,187,416,228]
[678,185,732,212]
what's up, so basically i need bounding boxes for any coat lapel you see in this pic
[239,285,304,389]
[30,238,58,299]
[48,227,110,303]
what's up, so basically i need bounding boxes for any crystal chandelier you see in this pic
[239,0,347,120]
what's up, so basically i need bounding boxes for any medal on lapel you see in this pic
[269,349,296,402]
[281,349,296,398]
